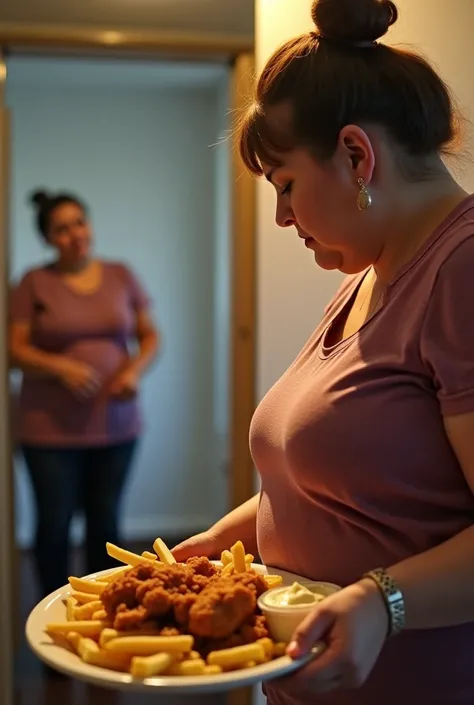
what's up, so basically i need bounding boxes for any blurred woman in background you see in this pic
[9,190,159,597]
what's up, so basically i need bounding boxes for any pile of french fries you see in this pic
[45,538,286,680]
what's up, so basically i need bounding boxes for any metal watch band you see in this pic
[363,568,406,636]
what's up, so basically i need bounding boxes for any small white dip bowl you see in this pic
[258,581,341,644]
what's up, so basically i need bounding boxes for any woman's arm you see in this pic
[383,411,474,630]
[126,309,159,377]
[172,493,260,560]
[211,493,260,555]
[9,320,101,396]
[10,321,68,379]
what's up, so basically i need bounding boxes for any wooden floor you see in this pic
[15,540,227,705]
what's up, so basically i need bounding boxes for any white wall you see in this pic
[255,2,343,401]
[253,1,474,703]
[7,57,231,546]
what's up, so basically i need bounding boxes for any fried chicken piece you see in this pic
[160,626,182,637]
[101,575,142,616]
[186,556,219,578]
[188,577,257,639]
[101,558,266,637]
[114,604,148,631]
[173,592,199,625]
[227,571,269,597]
[101,561,215,630]
[138,583,173,617]
[240,614,269,643]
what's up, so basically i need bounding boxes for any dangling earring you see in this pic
[357,177,372,211]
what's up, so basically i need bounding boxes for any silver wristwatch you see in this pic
[363,568,405,636]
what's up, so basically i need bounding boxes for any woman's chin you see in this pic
[311,245,344,272]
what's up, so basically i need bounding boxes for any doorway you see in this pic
[0,28,255,705]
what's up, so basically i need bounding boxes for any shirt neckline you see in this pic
[319,194,474,359]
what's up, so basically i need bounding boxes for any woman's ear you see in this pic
[338,124,376,184]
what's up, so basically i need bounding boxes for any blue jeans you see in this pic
[21,440,137,597]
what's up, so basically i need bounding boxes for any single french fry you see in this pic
[242,660,257,669]
[92,610,107,621]
[66,631,82,652]
[231,541,247,573]
[77,637,100,661]
[265,575,283,589]
[203,664,223,675]
[245,554,255,564]
[99,628,119,648]
[142,551,158,562]
[153,538,176,565]
[66,597,77,622]
[221,562,234,576]
[68,577,108,595]
[76,639,131,671]
[99,628,161,648]
[73,601,103,621]
[47,621,105,638]
[131,653,173,679]
[272,642,288,658]
[86,650,131,672]
[106,542,157,568]
[71,591,101,605]
[176,659,206,676]
[167,659,206,676]
[256,638,274,658]
[207,643,266,669]
[102,567,131,584]
[105,635,193,656]
[220,550,233,566]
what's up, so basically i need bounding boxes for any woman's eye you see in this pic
[281,182,293,195]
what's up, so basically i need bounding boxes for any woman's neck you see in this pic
[55,256,93,274]
[374,174,468,284]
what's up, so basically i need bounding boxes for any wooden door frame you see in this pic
[0,23,256,705]
[0,49,15,705]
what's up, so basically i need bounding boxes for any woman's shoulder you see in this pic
[426,194,474,263]
[100,259,135,278]
[13,263,55,286]
[392,196,474,298]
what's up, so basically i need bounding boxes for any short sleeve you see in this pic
[119,264,151,312]
[420,236,474,416]
[9,272,34,322]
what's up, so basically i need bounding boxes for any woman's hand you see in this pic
[171,529,226,562]
[109,367,139,400]
[57,359,101,399]
[274,580,389,697]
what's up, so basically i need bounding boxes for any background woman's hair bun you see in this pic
[311,0,398,44]
[30,190,51,210]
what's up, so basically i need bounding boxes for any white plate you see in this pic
[26,562,323,694]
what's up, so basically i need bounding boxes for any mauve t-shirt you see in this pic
[251,196,474,705]
[10,260,149,447]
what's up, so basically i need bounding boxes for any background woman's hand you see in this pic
[273,580,389,697]
[57,359,101,399]
[109,367,139,400]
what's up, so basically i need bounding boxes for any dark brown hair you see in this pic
[239,0,458,179]
[30,190,88,240]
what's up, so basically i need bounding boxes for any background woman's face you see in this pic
[47,202,93,264]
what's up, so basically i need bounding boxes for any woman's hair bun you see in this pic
[311,0,398,44]
[30,190,51,210]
